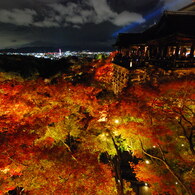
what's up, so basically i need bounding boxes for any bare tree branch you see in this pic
[139,138,193,195]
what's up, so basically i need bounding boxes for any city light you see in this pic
[0,51,111,60]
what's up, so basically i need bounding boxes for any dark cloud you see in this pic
[49,0,145,27]
[0,0,145,27]
[0,0,192,50]
[0,8,37,26]
[109,0,160,13]
[0,0,62,9]
[163,0,192,10]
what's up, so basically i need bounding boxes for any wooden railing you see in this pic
[113,56,195,69]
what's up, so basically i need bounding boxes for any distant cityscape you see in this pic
[0,49,111,60]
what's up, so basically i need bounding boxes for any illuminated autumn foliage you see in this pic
[95,63,114,83]
[0,73,116,194]
[0,58,194,195]
[112,80,195,195]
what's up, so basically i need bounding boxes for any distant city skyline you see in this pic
[0,50,110,60]
[0,0,192,51]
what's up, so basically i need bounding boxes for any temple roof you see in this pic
[144,11,195,40]
[113,33,144,48]
[114,10,195,47]
[178,2,195,12]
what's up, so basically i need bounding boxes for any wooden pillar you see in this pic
[156,47,160,57]
[173,45,180,67]
[163,46,168,57]
[160,47,164,58]
[167,46,171,57]
[175,45,180,58]
[190,44,194,58]
[149,46,153,58]
[146,47,150,58]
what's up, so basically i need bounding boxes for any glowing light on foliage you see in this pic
[153,145,156,148]
[0,64,194,195]
[94,63,114,83]
[0,167,10,174]
[114,119,120,124]
[145,160,150,165]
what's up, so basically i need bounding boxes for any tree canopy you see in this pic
[0,56,194,195]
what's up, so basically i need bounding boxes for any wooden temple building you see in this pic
[113,3,195,69]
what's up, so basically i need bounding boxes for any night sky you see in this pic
[0,0,192,51]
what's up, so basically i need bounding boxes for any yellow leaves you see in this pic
[183,170,195,184]
[15,160,54,191]
[64,114,82,137]
[123,180,134,194]
[0,163,23,177]
[35,115,82,146]
[35,121,67,144]
[0,72,24,82]
[97,135,116,156]
[45,125,65,141]
[12,152,116,194]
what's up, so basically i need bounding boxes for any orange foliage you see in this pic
[0,70,194,194]
[0,75,116,194]
[95,63,114,83]
[133,162,178,194]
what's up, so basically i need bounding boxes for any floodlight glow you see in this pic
[112,0,185,37]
